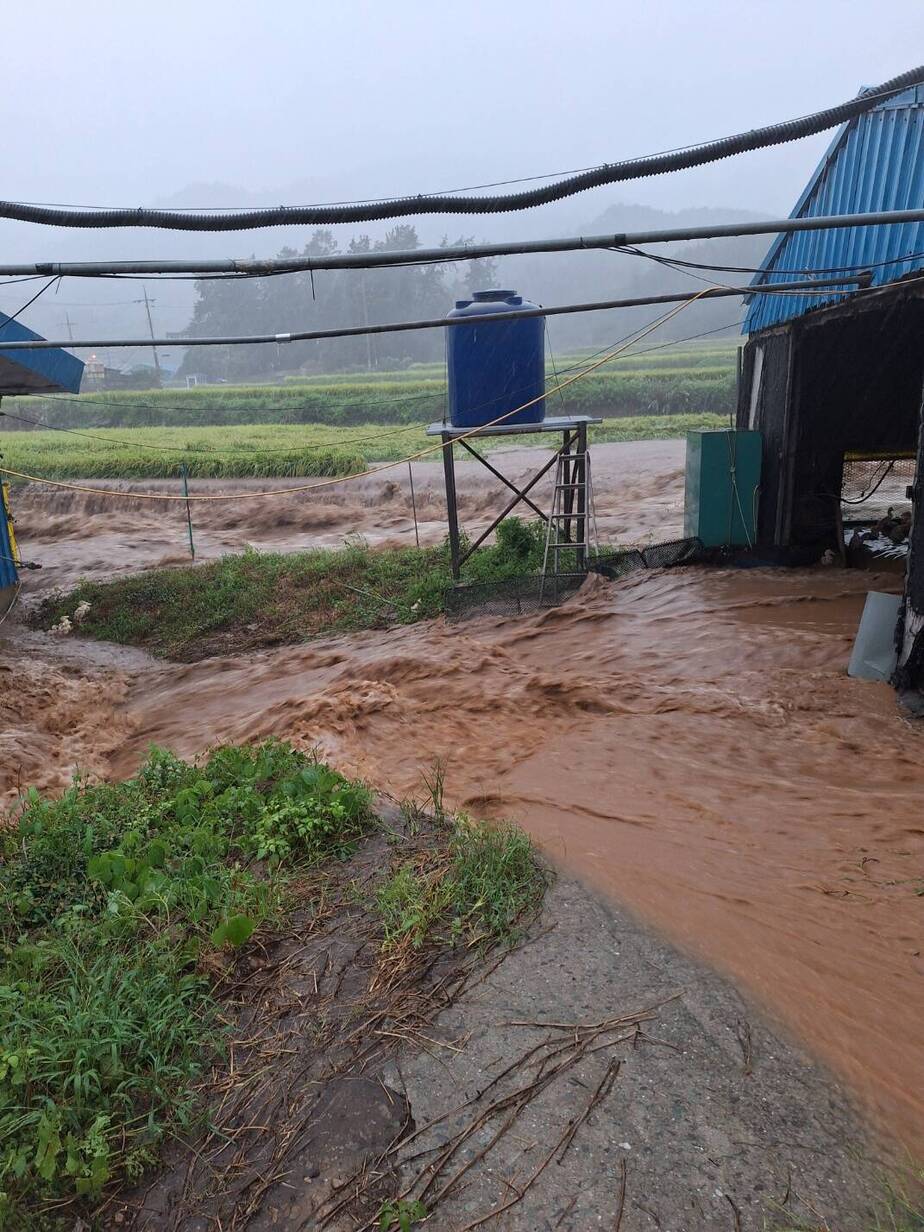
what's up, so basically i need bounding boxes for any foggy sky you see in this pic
[6,1,922,215]
[1,0,921,345]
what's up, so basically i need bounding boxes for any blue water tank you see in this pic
[446,289,545,429]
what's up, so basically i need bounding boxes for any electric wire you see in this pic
[0,315,745,453]
[612,246,924,279]
[4,209,922,283]
[30,316,740,419]
[0,581,21,630]
[1,68,921,229]
[0,276,864,353]
[4,80,920,216]
[0,295,705,502]
[0,277,60,335]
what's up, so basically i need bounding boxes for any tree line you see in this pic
[179,227,498,381]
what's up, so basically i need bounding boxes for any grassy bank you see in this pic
[35,523,549,659]
[0,741,544,1228]
[1,412,724,480]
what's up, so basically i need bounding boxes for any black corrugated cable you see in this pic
[0,69,921,229]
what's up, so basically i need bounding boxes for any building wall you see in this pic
[740,281,924,693]
[739,283,924,553]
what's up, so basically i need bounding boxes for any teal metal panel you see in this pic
[684,430,762,547]
[745,86,924,334]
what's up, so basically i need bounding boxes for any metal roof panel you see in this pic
[0,311,84,394]
[744,86,924,333]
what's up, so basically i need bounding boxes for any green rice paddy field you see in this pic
[0,415,726,481]
[0,340,736,480]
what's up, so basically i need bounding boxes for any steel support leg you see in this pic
[576,420,588,570]
[442,433,462,580]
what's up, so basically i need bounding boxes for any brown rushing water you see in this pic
[2,441,922,1151]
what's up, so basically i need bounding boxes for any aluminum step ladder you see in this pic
[539,447,598,600]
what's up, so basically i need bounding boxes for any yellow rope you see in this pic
[0,294,705,504]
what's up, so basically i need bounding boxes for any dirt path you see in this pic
[392,873,887,1231]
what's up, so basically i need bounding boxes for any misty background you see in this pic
[1,0,921,380]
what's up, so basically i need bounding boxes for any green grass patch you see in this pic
[35,521,552,659]
[0,413,726,481]
[0,741,373,1226]
[776,1166,924,1230]
[376,817,544,951]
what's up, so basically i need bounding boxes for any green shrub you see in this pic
[375,816,544,950]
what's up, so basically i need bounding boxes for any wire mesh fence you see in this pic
[841,456,915,523]
[444,537,705,621]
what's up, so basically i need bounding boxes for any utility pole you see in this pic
[139,289,163,387]
[64,312,75,342]
[359,273,375,372]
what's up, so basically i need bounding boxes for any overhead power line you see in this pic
[0,277,59,334]
[611,245,924,279]
[2,208,922,280]
[0,276,869,353]
[0,67,921,230]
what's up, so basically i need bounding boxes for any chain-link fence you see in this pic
[444,537,705,621]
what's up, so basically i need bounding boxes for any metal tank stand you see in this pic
[426,415,601,580]
[539,443,600,601]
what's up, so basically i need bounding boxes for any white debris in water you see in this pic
[73,601,92,624]
[50,616,73,636]
[845,529,910,558]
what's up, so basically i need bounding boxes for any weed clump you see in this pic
[0,741,370,1225]
[376,816,544,951]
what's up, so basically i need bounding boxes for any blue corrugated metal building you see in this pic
[744,84,924,333]
[0,315,84,604]
[735,82,924,694]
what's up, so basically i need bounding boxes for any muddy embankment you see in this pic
[9,439,684,594]
[2,439,922,1158]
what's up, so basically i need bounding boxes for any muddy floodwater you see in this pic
[3,440,922,1154]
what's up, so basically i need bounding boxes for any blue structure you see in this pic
[0,487,17,595]
[446,289,545,428]
[744,85,924,334]
[0,311,84,394]
[0,315,83,601]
